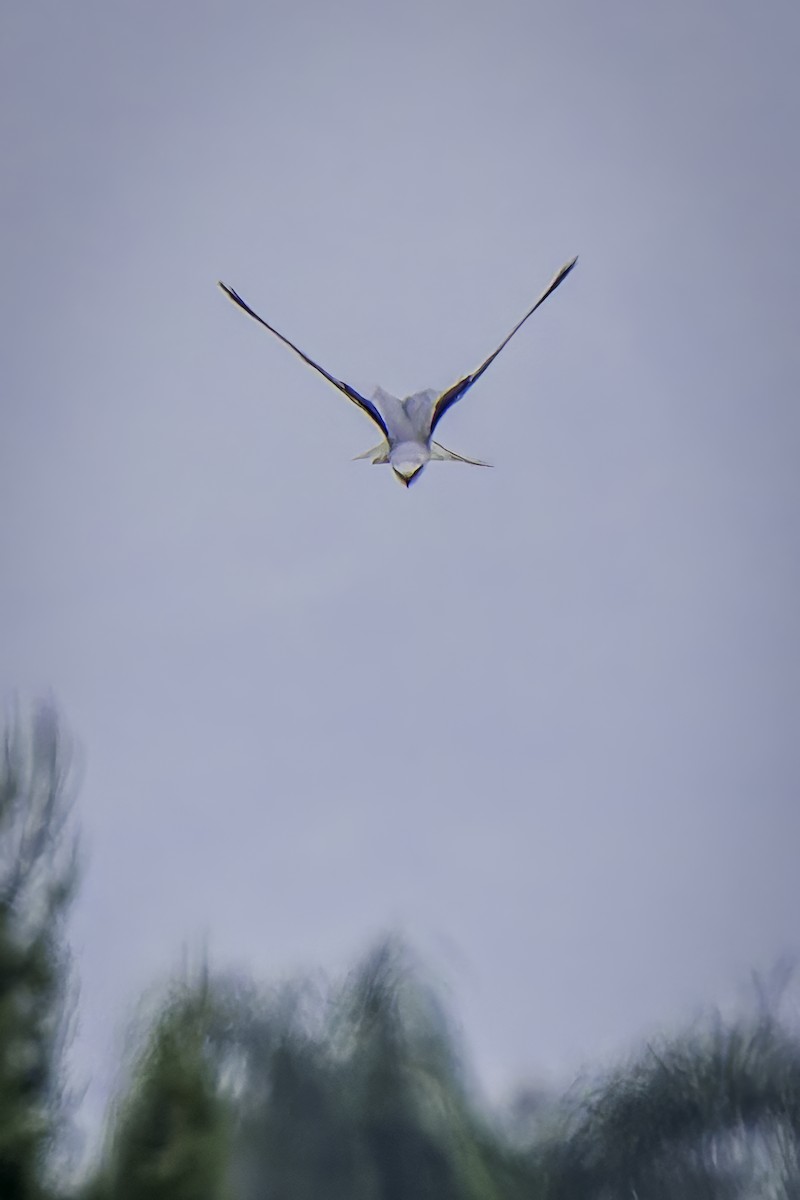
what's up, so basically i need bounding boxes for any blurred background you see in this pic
[1,0,799,1190]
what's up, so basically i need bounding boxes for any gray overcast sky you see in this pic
[2,0,799,1139]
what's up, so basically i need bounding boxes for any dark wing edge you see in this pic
[429,256,578,433]
[217,282,389,438]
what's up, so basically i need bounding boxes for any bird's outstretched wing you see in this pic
[218,282,389,439]
[429,256,578,434]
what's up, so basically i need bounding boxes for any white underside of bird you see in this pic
[351,387,492,486]
[219,256,577,487]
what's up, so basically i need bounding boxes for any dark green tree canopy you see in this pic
[0,704,79,1200]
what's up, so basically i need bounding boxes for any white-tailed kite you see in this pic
[218,256,577,487]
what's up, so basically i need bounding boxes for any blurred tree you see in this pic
[209,937,537,1200]
[537,1006,800,1199]
[89,978,231,1200]
[0,703,79,1200]
[338,938,494,1200]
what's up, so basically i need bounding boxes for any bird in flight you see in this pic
[218,256,577,487]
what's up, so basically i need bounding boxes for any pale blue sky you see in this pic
[2,0,799,1141]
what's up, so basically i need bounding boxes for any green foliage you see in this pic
[0,704,79,1200]
[208,938,532,1200]
[96,982,231,1200]
[0,913,52,1200]
[84,931,800,1199]
[537,1007,800,1199]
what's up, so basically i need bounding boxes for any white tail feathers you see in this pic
[354,440,490,467]
[430,442,492,467]
[353,441,390,464]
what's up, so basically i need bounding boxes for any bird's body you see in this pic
[218,256,577,486]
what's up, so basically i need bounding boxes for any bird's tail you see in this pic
[431,442,492,467]
[353,441,390,464]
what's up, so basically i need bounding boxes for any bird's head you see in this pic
[392,462,424,487]
[390,443,428,488]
